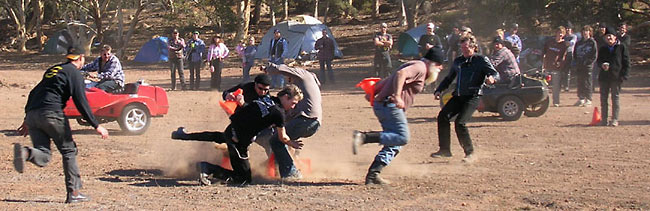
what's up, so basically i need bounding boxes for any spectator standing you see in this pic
[242,37,257,82]
[562,23,578,92]
[505,23,523,62]
[418,23,443,57]
[352,47,444,185]
[430,36,498,162]
[206,35,229,91]
[315,29,336,84]
[374,23,393,78]
[593,23,608,92]
[14,47,109,203]
[542,26,568,107]
[269,29,288,89]
[596,27,630,127]
[617,23,631,47]
[573,25,598,107]
[168,29,186,90]
[80,45,125,92]
[446,25,461,64]
[490,37,520,84]
[185,31,206,90]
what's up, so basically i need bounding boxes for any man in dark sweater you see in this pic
[573,25,598,107]
[418,23,443,57]
[596,27,630,127]
[172,85,304,186]
[15,47,109,203]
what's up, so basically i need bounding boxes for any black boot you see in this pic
[365,160,390,185]
[171,127,189,139]
[352,130,381,155]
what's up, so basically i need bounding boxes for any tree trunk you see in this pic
[6,0,29,52]
[314,0,318,18]
[323,0,330,24]
[33,0,43,51]
[117,0,124,46]
[89,0,105,45]
[373,0,379,18]
[235,0,251,43]
[117,0,147,59]
[399,0,407,26]
[270,0,276,25]
[404,0,418,29]
[252,0,261,25]
[283,0,288,21]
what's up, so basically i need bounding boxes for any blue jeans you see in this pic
[270,116,320,177]
[242,63,254,82]
[372,102,409,165]
[270,57,285,88]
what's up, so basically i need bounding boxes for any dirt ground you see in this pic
[2,20,650,210]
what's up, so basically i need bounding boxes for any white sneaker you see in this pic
[573,99,585,106]
[583,100,592,107]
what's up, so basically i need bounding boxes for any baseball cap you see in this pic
[193,30,200,35]
[274,29,281,33]
[380,23,388,28]
[461,26,472,33]
[426,23,435,29]
[254,74,272,86]
[492,36,505,44]
[604,26,616,36]
[66,46,85,60]
[423,47,444,64]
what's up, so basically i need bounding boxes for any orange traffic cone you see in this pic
[267,153,276,178]
[296,158,312,174]
[589,107,602,126]
[356,78,381,106]
[219,88,243,115]
[220,156,232,170]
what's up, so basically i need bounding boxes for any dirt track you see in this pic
[2,18,650,209]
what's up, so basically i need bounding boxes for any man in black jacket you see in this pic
[430,35,498,162]
[596,27,630,127]
[15,47,109,203]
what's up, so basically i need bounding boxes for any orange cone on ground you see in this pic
[219,88,243,115]
[220,156,232,170]
[267,153,276,178]
[356,78,381,106]
[297,158,312,174]
[589,107,602,126]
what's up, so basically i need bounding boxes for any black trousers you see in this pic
[25,109,82,193]
[437,95,480,155]
[210,59,223,90]
[576,65,593,101]
[600,79,622,122]
[178,126,252,184]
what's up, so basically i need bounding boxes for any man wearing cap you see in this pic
[418,23,443,57]
[168,29,186,90]
[430,35,498,163]
[14,47,109,203]
[490,36,520,84]
[315,29,336,84]
[352,47,444,185]
[80,44,124,92]
[373,23,393,78]
[269,29,288,89]
[185,30,206,90]
[596,26,630,127]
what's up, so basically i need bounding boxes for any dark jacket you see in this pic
[597,43,630,82]
[25,62,100,128]
[222,82,270,110]
[418,34,442,56]
[618,34,631,47]
[270,37,286,58]
[436,54,499,96]
[573,37,598,69]
[315,36,335,61]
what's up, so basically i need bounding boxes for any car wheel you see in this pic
[118,104,150,135]
[497,95,524,121]
[524,96,550,117]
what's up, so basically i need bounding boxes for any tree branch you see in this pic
[67,21,98,35]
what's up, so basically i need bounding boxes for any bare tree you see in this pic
[314,0,318,18]
[234,0,251,43]
[399,0,407,26]
[3,0,30,52]
[115,0,149,59]
[32,0,43,51]
[373,0,379,18]
[283,0,288,20]
[270,0,276,25]
[252,0,261,25]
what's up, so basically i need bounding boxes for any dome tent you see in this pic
[133,36,169,63]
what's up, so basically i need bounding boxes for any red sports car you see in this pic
[64,82,169,135]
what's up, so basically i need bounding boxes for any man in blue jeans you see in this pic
[430,35,498,163]
[351,47,444,185]
[263,63,322,180]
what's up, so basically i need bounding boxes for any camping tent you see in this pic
[43,30,73,54]
[133,36,169,63]
[255,15,343,60]
[397,24,431,58]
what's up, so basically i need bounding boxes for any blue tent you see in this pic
[134,36,169,63]
[397,24,428,58]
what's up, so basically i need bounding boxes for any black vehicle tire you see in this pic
[524,96,550,117]
[497,95,524,121]
[118,104,151,135]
